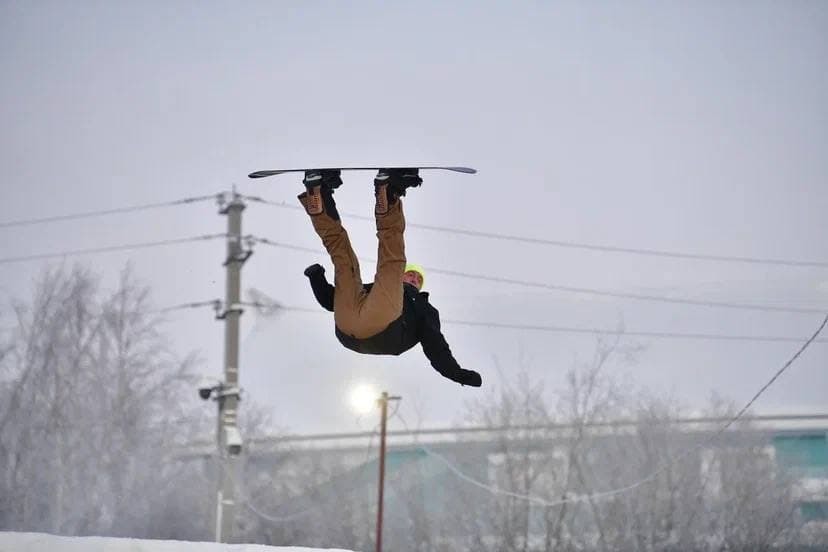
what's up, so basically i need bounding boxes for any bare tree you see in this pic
[0,265,204,538]
[435,337,816,552]
[457,364,555,552]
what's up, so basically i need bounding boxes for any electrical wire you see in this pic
[251,236,321,255]
[250,236,827,315]
[212,394,395,527]
[437,318,828,344]
[0,193,221,229]
[245,301,828,344]
[219,424,384,525]
[152,299,221,314]
[421,265,826,315]
[407,314,828,508]
[0,233,228,265]
[216,457,320,524]
[241,195,828,269]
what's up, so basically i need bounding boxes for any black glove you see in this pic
[304,263,325,279]
[455,369,482,387]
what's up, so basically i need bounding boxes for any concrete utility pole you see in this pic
[214,189,251,543]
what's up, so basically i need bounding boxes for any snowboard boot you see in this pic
[299,169,342,220]
[374,168,422,216]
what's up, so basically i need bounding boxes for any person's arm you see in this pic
[418,300,482,387]
[304,264,334,312]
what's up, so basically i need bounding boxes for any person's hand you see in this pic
[304,264,325,278]
[457,369,482,387]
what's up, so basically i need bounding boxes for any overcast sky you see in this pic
[1,1,826,434]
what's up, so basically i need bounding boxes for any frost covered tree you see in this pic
[430,338,812,552]
[0,265,205,538]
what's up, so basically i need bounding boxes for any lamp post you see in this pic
[348,385,400,552]
[374,391,400,552]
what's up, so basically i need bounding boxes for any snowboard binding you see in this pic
[303,169,343,192]
[374,168,421,216]
[374,168,422,198]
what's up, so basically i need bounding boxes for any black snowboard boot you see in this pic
[303,169,343,192]
[300,169,342,220]
[374,168,422,216]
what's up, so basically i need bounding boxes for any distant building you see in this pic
[773,428,828,523]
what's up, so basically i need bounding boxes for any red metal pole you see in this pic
[375,392,388,552]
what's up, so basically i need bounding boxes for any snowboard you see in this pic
[248,166,477,179]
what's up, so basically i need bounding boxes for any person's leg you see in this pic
[298,171,365,333]
[360,170,420,334]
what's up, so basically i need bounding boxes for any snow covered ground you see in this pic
[0,533,354,552]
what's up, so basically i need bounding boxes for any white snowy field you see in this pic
[0,533,354,552]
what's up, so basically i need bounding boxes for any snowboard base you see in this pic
[248,166,476,179]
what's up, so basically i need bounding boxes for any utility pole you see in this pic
[375,391,401,552]
[214,189,251,543]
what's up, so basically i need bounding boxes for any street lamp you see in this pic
[350,383,379,414]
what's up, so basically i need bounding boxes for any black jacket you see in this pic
[304,265,480,386]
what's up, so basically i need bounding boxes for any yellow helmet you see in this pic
[404,263,426,288]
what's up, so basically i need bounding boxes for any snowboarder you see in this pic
[299,169,482,387]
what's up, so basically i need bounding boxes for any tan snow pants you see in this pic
[300,196,407,339]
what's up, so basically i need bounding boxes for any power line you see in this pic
[412,222,828,269]
[251,236,320,256]
[422,265,826,315]
[246,301,828,344]
[0,193,221,230]
[250,236,827,315]
[221,457,320,524]
[0,234,227,265]
[405,313,828,508]
[153,299,221,314]
[204,457,319,524]
[217,431,382,525]
[242,195,828,269]
[241,413,828,447]
[439,317,828,344]
[720,314,828,431]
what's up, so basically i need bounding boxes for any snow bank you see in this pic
[0,532,355,552]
